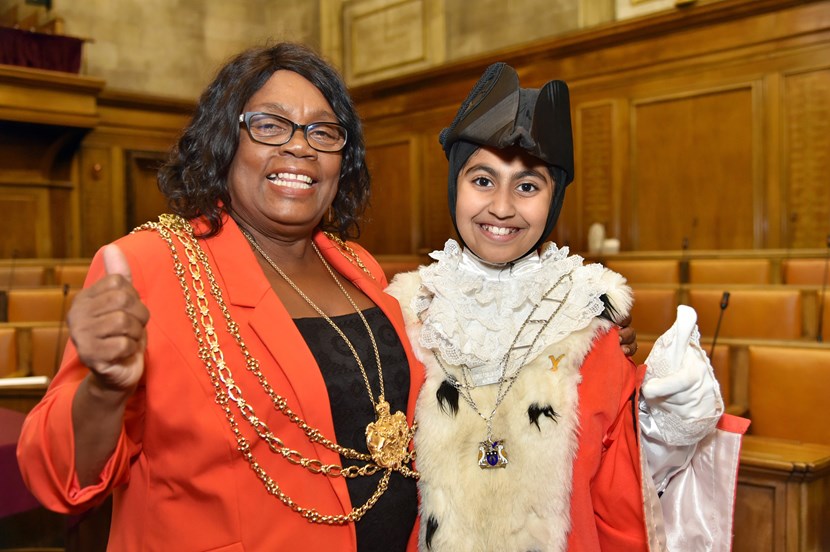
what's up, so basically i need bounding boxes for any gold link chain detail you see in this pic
[133,215,417,524]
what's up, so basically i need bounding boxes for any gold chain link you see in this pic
[323,232,375,280]
[134,215,417,524]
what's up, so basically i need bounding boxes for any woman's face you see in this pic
[455,146,554,264]
[228,70,342,240]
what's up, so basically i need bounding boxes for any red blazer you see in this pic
[17,216,425,551]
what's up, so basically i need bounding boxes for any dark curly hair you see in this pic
[158,42,370,239]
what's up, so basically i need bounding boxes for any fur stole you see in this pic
[387,241,632,552]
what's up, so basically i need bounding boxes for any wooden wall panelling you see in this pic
[783,66,830,249]
[570,99,626,251]
[0,187,52,258]
[343,0,446,86]
[77,91,193,256]
[360,136,419,255]
[0,65,103,128]
[420,121,457,252]
[78,144,116,258]
[359,103,458,255]
[630,84,758,250]
[352,0,830,256]
[125,151,169,231]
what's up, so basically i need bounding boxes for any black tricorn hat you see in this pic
[439,62,574,183]
[439,62,575,262]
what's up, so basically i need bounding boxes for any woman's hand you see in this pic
[68,244,149,393]
[617,313,638,357]
[69,244,150,487]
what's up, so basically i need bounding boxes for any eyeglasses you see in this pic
[239,112,348,153]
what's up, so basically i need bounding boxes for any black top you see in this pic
[294,307,417,552]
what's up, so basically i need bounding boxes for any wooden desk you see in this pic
[0,380,48,413]
[735,436,830,551]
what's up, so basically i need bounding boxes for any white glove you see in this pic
[641,305,723,446]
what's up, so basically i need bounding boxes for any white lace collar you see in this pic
[412,239,610,385]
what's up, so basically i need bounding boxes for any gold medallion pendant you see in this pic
[366,399,411,469]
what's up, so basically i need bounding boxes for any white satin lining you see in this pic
[657,426,744,551]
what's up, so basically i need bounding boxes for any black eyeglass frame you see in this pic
[238,112,348,153]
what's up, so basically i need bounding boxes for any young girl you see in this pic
[387,63,747,551]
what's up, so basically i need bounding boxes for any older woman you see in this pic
[17,43,421,551]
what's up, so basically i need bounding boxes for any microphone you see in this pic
[53,283,70,376]
[817,233,830,343]
[709,291,730,358]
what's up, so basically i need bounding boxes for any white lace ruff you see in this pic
[413,240,613,380]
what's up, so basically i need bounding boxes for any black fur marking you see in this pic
[528,403,559,430]
[436,380,459,416]
[597,293,619,322]
[425,515,439,550]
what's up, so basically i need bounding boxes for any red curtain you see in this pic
[0,26,83,73]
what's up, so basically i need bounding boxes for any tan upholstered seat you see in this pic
[629,287,678,336]
[54,264,90,287]
[748,345,830,445]
[688,259,771,285]
[0,266,46,288]
[6,288,78,323]
[782,258,829,286]
[686,288,803,340]
[30,325,70,378]
[605,259,680,284]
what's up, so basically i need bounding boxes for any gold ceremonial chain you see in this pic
[241,228,415,471]
[323,232,375,280]
[135,215,417,525]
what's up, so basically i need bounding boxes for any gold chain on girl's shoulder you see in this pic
[132,215,417,525]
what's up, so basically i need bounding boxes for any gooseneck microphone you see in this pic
[817,233,830,343]
[709,291,730,358]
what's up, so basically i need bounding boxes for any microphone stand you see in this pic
[710,291,730,358]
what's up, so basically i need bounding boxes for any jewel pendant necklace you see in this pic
[241,228,413,469]
[434,272,572,469]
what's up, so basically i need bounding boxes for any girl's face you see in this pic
[455,146,554,264]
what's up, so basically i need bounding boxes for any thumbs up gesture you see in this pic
[67,244,150,392]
